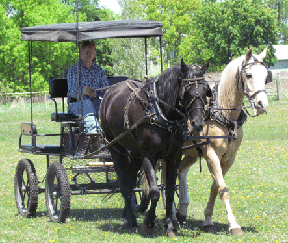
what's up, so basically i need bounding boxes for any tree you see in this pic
[182,0,279,70]
[264,0,288,44]
[119,0,202,70]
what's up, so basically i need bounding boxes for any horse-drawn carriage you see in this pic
[15,20,164,223]
[14,19,216,237]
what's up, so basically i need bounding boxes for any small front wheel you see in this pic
[45,162,71,223]
[14,159,39,217]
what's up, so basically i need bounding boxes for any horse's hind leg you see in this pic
[176,155,198,225]
[142,156,159,234]
[110,146,139,230]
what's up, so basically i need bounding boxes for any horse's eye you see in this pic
[246,73,252,79]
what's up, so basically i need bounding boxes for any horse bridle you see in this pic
[148,76,208,126]
[239,55,272,102]
[179,77,208,114]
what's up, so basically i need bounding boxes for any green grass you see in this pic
[0,99,287,242]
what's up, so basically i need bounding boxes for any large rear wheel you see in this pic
[14,159,39,217]
[45,162,71,223]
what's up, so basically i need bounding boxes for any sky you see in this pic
[98,0,121,15]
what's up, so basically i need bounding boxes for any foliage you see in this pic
[264,0,288,44]
[182,0,279,70]
[120,0,201,66]
[109,38,147,79]
[119,0,279,70]
[0,0,118,93]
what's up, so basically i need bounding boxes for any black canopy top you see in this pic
[21,20,163,42]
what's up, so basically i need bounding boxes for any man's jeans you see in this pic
[68,99,100,134]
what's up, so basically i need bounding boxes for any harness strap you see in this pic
[124,81,148,129]
[90,114,154,155]
[150,81,186,119]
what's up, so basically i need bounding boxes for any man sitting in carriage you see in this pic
[67,40,109,134]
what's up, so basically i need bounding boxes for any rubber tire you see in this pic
[134,169,150,213]
[45,162,71,223]
[14,159,39,217]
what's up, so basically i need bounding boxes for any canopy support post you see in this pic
[28,41,33,124]
[160,36,163,72]
[145,37,148,76]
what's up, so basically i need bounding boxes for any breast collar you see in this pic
[147,78,188,132]
[210,84,247,131]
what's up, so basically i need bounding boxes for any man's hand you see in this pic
[83,86,96,98]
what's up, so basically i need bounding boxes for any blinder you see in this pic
[179,78,211,117]
[266,70,273,84]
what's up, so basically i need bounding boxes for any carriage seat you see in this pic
[49,78,80,122]
[49,76,129,122]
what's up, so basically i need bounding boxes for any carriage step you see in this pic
[72,165,115,173]
[85,162,114,167]
[20,145,62,154]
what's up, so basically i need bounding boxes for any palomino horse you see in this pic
[176,48,270,235]
[99,60,211,236]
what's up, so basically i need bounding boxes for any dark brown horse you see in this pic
[99,60,211,236]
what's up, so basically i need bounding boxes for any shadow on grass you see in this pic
[34,208,257,237]
[183,218,258,235]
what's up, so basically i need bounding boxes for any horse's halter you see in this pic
[239,55,272,102]
[179,77,209,115]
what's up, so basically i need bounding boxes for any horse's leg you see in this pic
[202,146,226,232]
[176,155,198,225]
[219,145,244,235]
[129,154,144,212]
[109,146,138,230]
[160,160,177,225]
[163,150,182,237]
[204,145,244,235]
[142,156,159,234]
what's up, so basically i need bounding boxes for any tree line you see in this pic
[0,0,287,93]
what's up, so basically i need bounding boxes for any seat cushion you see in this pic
[51,112,80,122]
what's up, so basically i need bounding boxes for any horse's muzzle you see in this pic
[190,120,205,132]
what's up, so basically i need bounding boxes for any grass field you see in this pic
[0,98,287,243]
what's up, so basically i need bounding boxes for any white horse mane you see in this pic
[218,56,245,119]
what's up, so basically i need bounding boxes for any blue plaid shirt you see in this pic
[67,60,109,101]
[67,60,109,115]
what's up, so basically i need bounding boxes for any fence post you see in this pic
[276,74,281,101]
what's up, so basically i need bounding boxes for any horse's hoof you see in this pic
[143,215,155,235]
[164,228,177,237]
[143,225,155,235]
[203,224,214,233]
[230,228,245,235]
[172,219,180,229]
[176,211,187,226]
[123,219,129,228]
[128,227,139,234]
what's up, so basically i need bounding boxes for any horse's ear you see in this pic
[258,47,268,61]
[201,58,210,74]
[181,58,189,76]
[245,48,253,62]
